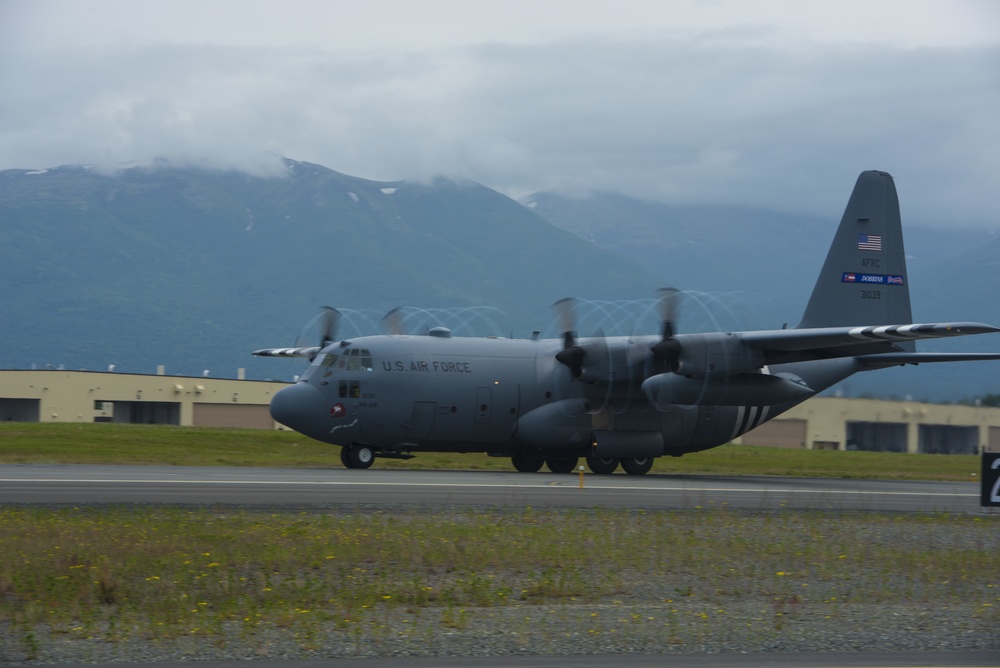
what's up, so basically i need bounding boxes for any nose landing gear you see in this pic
[340,444,375,469]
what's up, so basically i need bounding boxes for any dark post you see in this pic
[981,452,1000,507]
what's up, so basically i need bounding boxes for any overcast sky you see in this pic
[1,0,998,228]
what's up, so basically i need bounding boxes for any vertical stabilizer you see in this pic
[796,171,913,349]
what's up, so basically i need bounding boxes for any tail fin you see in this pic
[796,171,914,349]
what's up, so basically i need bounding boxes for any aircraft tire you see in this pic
[586,455,619,475]
[620,456,654,476]
[343,445,375,470]
[339,446,351,468]
[511,453,544,473]
[545,456,579,474]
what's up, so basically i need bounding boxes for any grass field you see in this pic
[2,505,998,659]
[0,421,983,481]
[1,422,997,660]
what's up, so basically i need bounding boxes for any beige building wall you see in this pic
[737,397,1000,454]
[0,370,289,428]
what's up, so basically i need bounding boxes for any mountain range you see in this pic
[0,160,659,381]
[1,159,997,400]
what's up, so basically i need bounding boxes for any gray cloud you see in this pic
[1,33,998,228]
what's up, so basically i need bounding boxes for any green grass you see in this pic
[0,422,982,481]
[1,506,997,655]
[652,441,982,481]
[0,422,336,468]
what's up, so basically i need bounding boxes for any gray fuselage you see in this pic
[269,331,857,459]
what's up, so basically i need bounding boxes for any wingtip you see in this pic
[252,347,321,358]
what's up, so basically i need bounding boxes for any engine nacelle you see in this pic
[515,399,591,450]
[642,371,814,407]
[558,339,622,385]
[671,332,765,378]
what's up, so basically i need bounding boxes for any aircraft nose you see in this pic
[270,382,328,435]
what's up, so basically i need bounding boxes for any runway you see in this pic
[0,464,982,513]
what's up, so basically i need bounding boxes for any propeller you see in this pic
[381,307,406,335]
[301,306,341,361]
[651,288,683,373]
[253,306,342,361]
[552,298,621,412]
[553,298,585,378]
[318,305,340,349]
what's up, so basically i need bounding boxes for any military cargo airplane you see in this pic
[254,171,1000,474]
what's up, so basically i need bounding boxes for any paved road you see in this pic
[0,464,982,513]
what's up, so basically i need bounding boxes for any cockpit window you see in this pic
[317,353,339,378]
[343,348,373,372]
[308,348,376,375]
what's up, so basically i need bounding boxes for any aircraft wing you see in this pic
[252,347,321,358]
[736,322,1000,364]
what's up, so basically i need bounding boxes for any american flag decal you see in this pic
[858,234,882,251]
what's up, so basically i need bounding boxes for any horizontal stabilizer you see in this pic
[252,347,321,358]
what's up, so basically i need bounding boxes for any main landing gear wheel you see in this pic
[341,444,375,470]
[545,456,579,474]
[511,453,544,473]
[586,455,619,475]
[620,456,654,476]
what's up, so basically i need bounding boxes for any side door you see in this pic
[405,401,437,442]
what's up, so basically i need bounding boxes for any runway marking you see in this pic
[0,478,977,498]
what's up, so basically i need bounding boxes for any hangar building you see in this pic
[735,396,1000,455]
[0,369,286,429]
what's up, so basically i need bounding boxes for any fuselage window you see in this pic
[339,380,361,399]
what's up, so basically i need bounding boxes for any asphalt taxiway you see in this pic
[0,464,983,513]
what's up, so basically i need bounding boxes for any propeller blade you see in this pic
[286,306,342,364]
[552,297,577,349]
[381,307,405,335]
[318,306,341,348]
[656,288,681,340]
[552,297,584,377]
[651,288,683,373]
